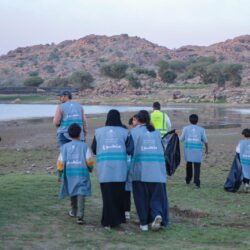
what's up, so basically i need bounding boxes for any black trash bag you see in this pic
[224,153,242,192]
[162,129,181,176]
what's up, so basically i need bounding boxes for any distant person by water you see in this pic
[150,102,171,137]
[53,91,88,147]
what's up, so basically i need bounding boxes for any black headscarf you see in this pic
[137,110,155,132]
[105,109,123,127]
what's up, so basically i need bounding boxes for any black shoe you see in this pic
[76,218,84,224]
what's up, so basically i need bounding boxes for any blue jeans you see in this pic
[57,133,71,148]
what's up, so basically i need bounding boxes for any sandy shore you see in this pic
[0,109,244,176]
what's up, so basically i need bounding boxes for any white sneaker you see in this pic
[125,211,130,220]
[104,226,111,230]
[244,183,250,193]
[151,215,162,231]
[139,224,149,231]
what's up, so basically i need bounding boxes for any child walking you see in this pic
[236,128,250,193]
[59,123,94,224]
[180,114,208,188]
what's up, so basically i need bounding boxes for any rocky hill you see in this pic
[0,34,250,87]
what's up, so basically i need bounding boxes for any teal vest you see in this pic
[130,125,166,183]
[180,125,207,163]
[95,126,129,183]
[57,101,84,140]
[59,140,91,198]
[240,140,250,179]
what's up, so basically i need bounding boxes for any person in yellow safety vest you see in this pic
[150,102,172,137]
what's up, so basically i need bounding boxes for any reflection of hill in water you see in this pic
[168,104,250,129]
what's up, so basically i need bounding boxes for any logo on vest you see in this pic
[103,144,122,150]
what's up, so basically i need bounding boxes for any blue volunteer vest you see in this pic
[57,101,84,140]
[130,125,166,183]
[181,125,207,163]
[95,126,129,183]
[239,140,250,179]
[59,140,91,198]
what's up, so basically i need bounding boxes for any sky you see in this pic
[0,0,250,55]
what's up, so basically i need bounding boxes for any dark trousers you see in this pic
[124,191,131,212]
[57,133,71,148]
[100,182,126,227]
[132,181,169,226]
[186,162,201,187]
[70,195,85,219]
[243,178,250,184]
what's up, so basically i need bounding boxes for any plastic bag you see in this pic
[162,129,181,176]
[224,153,242,192]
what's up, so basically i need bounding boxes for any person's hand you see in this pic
[175,129,181,136]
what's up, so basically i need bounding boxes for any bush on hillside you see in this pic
[69,71,94,89]
[23,76,44,87]
[100,62,128,79]
[126,74,141,88]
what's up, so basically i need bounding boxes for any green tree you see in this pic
[23,76,44,86]
[69,71,94,89]
[134,67,156,78]
[100,62,128,79]
[160,70,177,83]
[126,74,141,88]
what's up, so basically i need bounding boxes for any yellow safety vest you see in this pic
[150,110,168,137]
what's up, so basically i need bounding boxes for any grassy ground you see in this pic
[1,165,250,250]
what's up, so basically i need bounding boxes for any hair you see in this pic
[189,114,199,125]
[153,101,161,110]
[137,110,155,132]
[68,123,81,139]
[128,114,139,125]
[242,128,250,138]
[105,109,123,127]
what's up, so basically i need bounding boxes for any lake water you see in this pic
[0,104,192,121]
[0,104,250,128]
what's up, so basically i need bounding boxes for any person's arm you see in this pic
[204,143,208,154]
[86,147,94,172]
[91,136,97,155]
[165,114,171,131]
[202,129,208,154]
[236,142,240,154]
[179,128,185,142]
[82,108,88,137]
[126,134,134,156]
[53,106,62,127]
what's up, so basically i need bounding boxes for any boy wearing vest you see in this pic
[180,114,208,188]
[150,101,171,138]
[53,90,88,147]
[59,123,94,224]
[236,128,250,193]
[129,110,169,231]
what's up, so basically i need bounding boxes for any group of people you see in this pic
[53,90,250,232]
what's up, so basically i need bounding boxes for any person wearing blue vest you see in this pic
[128,110,169,232]
[236,128,250,193]
[53,90,88,147]
[180,114,208,188]
[91,109,129,229]
[59,123,94,225]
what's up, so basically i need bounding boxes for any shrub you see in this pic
[159,70,177,83]
[69,71,94,89]
[29,71,39,77]
[134,67,156,78]
[23,76,44,86]
[100,62,128,79]
[47,77,69,87]
[43,65,55,74]
[126,74,141,88]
